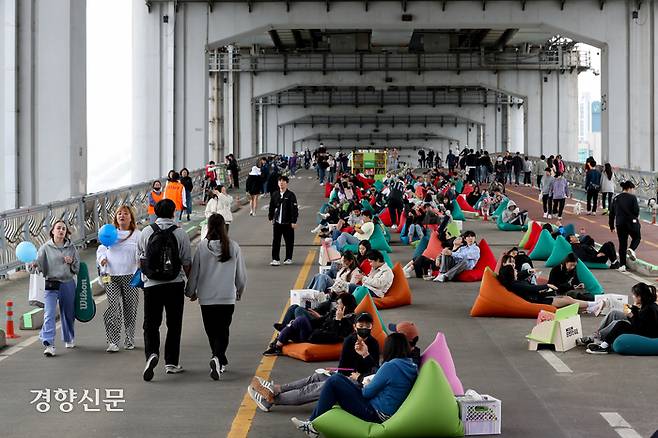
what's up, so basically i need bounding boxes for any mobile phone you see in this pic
[305,300,312,310]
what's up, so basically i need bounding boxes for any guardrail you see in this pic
[0,154,270,277]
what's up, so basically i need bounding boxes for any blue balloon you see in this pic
[98,224,118,247]
[16,241,38,263]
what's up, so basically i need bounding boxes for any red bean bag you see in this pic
[455,239,496,282]
[325,183,333,198]
[422,231,443,260]
[355,189,363,201]
[360,259,372,275]
[456,195,477,213]
[397,212,406,231]
[379,208,395,227]
[462,184,474,196]
[373,263,412,309]
[524,221,543,252]
[470,268,557,318]
[341,226,355,234]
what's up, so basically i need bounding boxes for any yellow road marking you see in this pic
[227,246,318,438]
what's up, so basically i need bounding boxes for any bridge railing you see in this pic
[0,154,270,277]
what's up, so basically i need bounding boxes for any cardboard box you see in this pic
[527,304,582,352]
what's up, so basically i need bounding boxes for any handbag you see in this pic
[130,269,145,288]
[29,274,46,307]
[45,279,61,291]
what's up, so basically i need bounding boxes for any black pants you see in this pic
[536,175,543,189]
[388,198,404,226]
[231,170,240,189]
[143,282,185,366]
[552,198,565,217]
[601,192,613,210]
[617,222,641,266]
[524,172,531,185]
[587,189,600,212]
[542,195,552,214]
[272,223,295,261]
[200,304,235,365]
[413,256,437,278]
[584,241,618,264]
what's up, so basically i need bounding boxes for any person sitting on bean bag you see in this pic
[465,185,482,207]
[501,200,529,226]
[547,253,592,301]
[584,282,658,354]
[335,211,375,251]
[388,321,421,367]
[567,234,621,269]
[358,251,394,298]
[249,312,380,412]
[263,293,357,356]
[433,231,480,283]
[498,264,605,315]
[291,333,418,437]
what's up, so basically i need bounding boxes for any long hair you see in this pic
[206,214,231,263]
[113,205,137,240]
[49,220,71,241]
[340,251,358,282]
[498,264,515,287]
[631,283,657,306]
[604,163,613,180]
[382,333,411,363]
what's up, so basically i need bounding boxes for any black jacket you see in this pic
[609,192,640,230]
[571,243,599,262]
[629,302,658,338]
[505,280,554,304]
[308,312,355,344]
[548,265,580,294]
[268,189,299,224]
[338,334,380,376]
[180,176,194,192]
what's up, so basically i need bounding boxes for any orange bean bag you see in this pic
[325,183,333,198]
[422,231,443,260]
[455,239,496,282]
[397,212,406,231]
[373,263,412,309]
[456,195,477,213]
[281,342,343,362]
[470,268,557,318]
[355,294,388,351]
[524,221,543,252]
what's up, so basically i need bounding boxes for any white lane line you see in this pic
[600,412,642,438]
[0,277,107,363]
[537,350,573,373]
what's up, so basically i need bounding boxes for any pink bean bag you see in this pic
[421,332,464,396]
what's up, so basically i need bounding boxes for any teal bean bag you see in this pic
[351,289,388,330]
[583,260,610,269]
[496,213,527,232]
[474,193,487,211]
[344,223,392,254]
[613,334,658,355]
[455,179,464,194]
[562,223,576,236]
[575,259,604,294]
[361,199,375,214]
[374,180,384,192]
[492,198,509,218]
[450,200,465,221]
[383,225,391,243]
[400,235,410,245]
[545,235,572,267]
[413,233,430,259]
[529,229,555,261]
[312,359,465,438]
[382,250,393,268]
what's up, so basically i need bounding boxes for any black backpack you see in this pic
[141,224,181,281]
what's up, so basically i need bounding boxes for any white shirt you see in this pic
[96,229,142,276]
[362,264,394,298]
[355,221,374,240]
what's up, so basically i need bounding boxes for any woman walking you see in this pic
[549,172,569,221]
[35,221,80,357]
[601,163,615,214]
[585,160,602,215]
[186,214,247,380]
[246,165,262,216]
[97,206,141,352]
[179,168,194,222]
[204,185,234,237]
[609,181,641,271]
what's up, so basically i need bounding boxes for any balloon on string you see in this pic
[16,241,38,263]
[98,224,118,247]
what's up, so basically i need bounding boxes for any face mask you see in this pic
[153,188,161,193]
[356,328,371,339]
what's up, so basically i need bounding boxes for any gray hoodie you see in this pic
[185,239,246,305]
[37,239,80,281]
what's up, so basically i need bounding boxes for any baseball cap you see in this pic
[387,321,419,343]
[355,312,374,324]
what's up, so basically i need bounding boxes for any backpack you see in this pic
[141,224,182,281]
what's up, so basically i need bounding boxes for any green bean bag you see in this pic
[450,200,465,221]
[613,334,658,355]
[361,199,375,214]
[312,359,464,438]
[344,223,392,254]
[455,179,464,194]
[575,259,604,295]
[544,235,572,267]
[492,198,509,218]
[374,180,384,192]
[496,213,527,232]
[529,229,555,261]
[413,233,430,259]
[446,222,461,239]
[383,225,391,243]
[518,221,535,247]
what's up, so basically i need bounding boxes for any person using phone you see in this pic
[547,253,593,300]
[249,312,379,412]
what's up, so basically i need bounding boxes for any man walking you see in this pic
[269,176,299,266]
[138,199,193,381]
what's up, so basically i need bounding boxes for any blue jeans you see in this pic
[40,279,76,346]
[319,167,326,183]
[407,224,423,242]
[308,273,334,292]
[185,189,192,215]
[310,373,381,422]
[336,232,360,251]
[281,305,312,327]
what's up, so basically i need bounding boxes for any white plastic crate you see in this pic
[457,394,501,436]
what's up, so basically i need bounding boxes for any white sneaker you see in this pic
[547,214,552,219]
[627,248,637,261]
[403,267,413,279]
[283,259,293,265]
[617,265,627,272]
[391,225,398,231]
[165,364,184,374]
[124,343,135,350]
[543,212,548,218]
[106,343,120,353]
[143,354,159,381]
[65,342,75,349]
[310,225,321,233]
[291,417,319,437]
[270,260,281,266]
[433,274,446,282]
[210,357,221,381]
[43,346,56,357]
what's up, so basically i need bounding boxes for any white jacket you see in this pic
[96,229,141,276]
[205,193,233,223]
[601,172,615,194]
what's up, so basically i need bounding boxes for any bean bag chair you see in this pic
[360,199,375,214]
[544,235,572,268]
[421,332,464,396]
[496,212,527,232]
[492,198,509,218]
[612,334,658,355]
[351,293,388,350]
[456,195,477,213]
[357,174,373,190]
[400,235,410,245]
[446,221,461,239]
[450,200,465,221]
[523,221,543,252]
[383,224,392,243]
[575,259,604,295]
[470,268,557,318]
[360,259,372,275]
[396,213,406,233]
[413,232,430,259]
[324,183,333,198]
[373,180,384,192]
[529,229,555,261]
[312,359,464,438]
[474,193,487,211]
[382,250,394,268]
[462,184,474,196]
[455,239,496,282]
[518,221,535,248]
[341,226,355,234]
[455,179,464,194]
[281,342,343,362]
[422,231,443,260]
[344,224,392,254]
[373,263,412,309]
[379,208,394,227]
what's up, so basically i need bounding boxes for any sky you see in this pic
[87,0,133,193]
[577,43,601,99]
